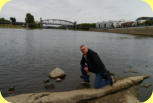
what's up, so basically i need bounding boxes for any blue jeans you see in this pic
[80,66,111,88]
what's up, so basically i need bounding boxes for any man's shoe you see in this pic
[110,75,116,86]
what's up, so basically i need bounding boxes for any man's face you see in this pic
[80,46,88,55]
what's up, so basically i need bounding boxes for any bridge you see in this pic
[40,18,77,29]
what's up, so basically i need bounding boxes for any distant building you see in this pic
[113,20,127,28]
[121,21,137,28]
[112,21,120,28]
[136,17,153,24]
[96,21,114,29]
[96,19,127,29]
[96,17,153,29]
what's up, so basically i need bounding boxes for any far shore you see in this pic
[0,24,24,29]
[1,25,153,37]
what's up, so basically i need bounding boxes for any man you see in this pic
[80,45,113,88]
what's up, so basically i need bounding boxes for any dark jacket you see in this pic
[80,48,107,74]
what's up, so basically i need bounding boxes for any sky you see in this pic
[0,0,153,23]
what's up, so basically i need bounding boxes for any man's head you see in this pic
[80,45,88,55]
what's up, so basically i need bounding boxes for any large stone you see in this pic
[6,75,149,103]
[49,67,66,79]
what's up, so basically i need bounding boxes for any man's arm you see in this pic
[80,56,87,68]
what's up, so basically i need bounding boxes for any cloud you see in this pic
[0,0,153,23]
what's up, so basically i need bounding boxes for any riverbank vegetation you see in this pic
[0,13,97,30]
[77,23,96,30]
[0,13,41,29]
[0,24,24,29]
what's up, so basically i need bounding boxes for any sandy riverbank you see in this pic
[90,26,153,36]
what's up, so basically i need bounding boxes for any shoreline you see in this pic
[5,75,149,103]
[90,26,153,36]
[0,24,24,29]
[1,25,153,37]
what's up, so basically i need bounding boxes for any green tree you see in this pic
[77,23,96,30]
[0,18,5,21]
[10,17,16,24]
[0,17,10,24]
[144,20,153,26]
[25,13,35,27]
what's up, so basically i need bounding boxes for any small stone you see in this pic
[56,78,62,82]
[141,83,152,88]
[76,82,91,89]
[44,83,55,89]
[7,86,15,94]
[44,79,49,83]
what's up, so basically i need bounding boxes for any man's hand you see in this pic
[84,67,89,72]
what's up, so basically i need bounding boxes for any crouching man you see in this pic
[80,45,113,88]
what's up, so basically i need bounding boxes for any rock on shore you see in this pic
[6,75,149,103]
[49,67,66,79]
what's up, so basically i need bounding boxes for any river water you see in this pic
[0,28,152,101]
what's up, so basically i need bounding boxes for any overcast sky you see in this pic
[0,0,153,23]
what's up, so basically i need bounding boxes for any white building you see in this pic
[96,21,114,29]
[96,20,127,29]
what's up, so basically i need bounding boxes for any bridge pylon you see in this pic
[40,17,43,28]
[73,21,77,30]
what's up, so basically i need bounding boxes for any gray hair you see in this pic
[80,45,87,48]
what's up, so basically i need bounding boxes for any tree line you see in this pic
[0,13,40,28]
